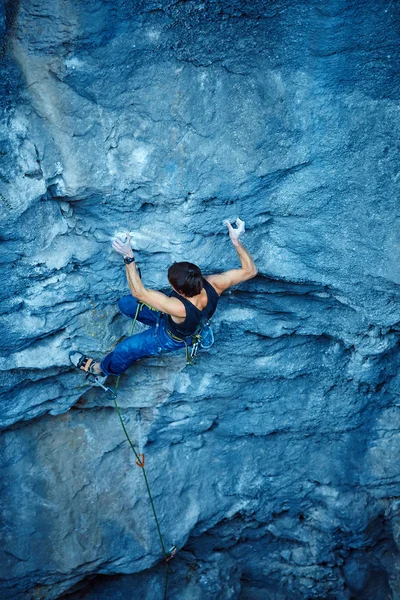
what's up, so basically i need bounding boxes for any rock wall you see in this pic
[1,0,400,598]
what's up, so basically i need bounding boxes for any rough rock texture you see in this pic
[1,0,400,598]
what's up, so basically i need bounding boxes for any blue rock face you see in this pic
[1,0,400,598]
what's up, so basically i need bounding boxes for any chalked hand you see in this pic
[112,233,133,258]
[224,217,245,247]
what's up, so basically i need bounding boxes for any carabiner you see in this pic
[166,545,177,562]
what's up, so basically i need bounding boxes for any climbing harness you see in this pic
[165,326,201,366]
[165,320,214,366]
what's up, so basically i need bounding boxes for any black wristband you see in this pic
[123,256,135,265]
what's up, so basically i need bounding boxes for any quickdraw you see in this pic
[166,545,177,562]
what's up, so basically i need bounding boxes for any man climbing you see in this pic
[70,218,257,378]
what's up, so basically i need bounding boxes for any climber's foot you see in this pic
[69,351,105,376]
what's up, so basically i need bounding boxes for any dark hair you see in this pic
[168,262,203,297]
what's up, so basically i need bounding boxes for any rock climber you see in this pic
[70,218,257,378]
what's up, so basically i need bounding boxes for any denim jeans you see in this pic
[100,295,190,376]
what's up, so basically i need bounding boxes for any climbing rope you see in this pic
[94,303,174,600]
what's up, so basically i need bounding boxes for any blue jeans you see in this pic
[100,295,190,376]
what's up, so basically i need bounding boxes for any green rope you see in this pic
[112,303,170,599]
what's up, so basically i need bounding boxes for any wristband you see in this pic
[123,256,135,265]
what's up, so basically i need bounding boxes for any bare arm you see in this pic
[112,235,186,318]
[206,218,257,295]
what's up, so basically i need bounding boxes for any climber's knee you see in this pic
[118,295,139,318]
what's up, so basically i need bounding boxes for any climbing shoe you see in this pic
[69,351,105,377]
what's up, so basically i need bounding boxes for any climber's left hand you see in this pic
[112,233,134,258]
[225,217,245,247]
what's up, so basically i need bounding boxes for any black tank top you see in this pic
[165,278,219,338]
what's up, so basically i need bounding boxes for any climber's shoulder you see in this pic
[204,275,222,296]
[205,269,253,295]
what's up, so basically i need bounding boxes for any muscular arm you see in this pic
[125,262,185,317]
[206,219,257,295]
[113,235,185,318]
